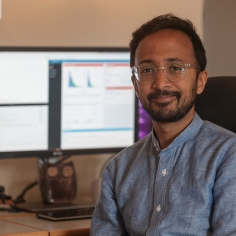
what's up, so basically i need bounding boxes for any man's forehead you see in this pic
[134,30,195,64]
[139,29,191,46]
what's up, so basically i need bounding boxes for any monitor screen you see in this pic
[0,47,135,158]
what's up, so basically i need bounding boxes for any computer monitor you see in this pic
[0,47,136,159]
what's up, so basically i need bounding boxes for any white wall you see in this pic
[0,0,204,47]
[0,0,204,204]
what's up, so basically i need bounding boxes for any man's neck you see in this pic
[152,109,195,150]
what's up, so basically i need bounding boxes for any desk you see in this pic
[0,211,32,218]
[0,213,91,236]
[0,219,48,236]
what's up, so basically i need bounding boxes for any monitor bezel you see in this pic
[0,46,137,159]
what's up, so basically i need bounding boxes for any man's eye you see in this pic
[168,64,185,73]
[141,68,154,73]
[170,66,181,71]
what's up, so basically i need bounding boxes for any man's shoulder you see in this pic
[197,120,236,152]
[120,132,152,154]
[112,132,152,163]
[201,120,236,138]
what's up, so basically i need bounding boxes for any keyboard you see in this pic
[36,206,95,221]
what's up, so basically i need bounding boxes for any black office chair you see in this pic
[195,76,236,133]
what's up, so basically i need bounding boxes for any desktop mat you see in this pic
[13,202,95,213]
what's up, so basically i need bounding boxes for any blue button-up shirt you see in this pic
[91,113,236,235]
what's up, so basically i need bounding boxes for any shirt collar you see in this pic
[152,112,203,151]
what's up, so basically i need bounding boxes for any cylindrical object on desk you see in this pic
[38,159,77,204]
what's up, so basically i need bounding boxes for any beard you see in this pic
[142,80,198,123]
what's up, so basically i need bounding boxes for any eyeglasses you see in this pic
[132,62,199,84]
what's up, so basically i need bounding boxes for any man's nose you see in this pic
[152,67,171,88]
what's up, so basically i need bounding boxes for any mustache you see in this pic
[147,89,181,103]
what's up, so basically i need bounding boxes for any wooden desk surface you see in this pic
[0,219,48,236]
[3,214,91,236]
[0,211,33,218]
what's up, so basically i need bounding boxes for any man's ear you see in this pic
[197,70,208,95]
[131,76,139,98]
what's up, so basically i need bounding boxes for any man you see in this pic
[91,14,236,235]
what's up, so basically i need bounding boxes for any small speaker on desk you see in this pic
[38,159,77,204]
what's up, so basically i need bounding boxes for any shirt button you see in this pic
[156,205,161,212]
[161,169,167,176]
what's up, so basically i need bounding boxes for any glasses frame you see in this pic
[132,62,200,84]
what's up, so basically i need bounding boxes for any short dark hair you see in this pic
[129,13,206,71]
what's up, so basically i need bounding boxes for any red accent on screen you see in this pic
[106,63,130,67]
[63,63,104,67]
[106,87,133,90]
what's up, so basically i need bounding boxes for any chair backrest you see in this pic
[195,76,236,133]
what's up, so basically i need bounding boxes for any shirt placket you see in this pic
[147,146,175,235]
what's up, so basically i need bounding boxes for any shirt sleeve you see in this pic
[212,147,236,235]
[90,161,129,236]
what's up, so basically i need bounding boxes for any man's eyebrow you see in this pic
[137,58,184,65]
[138,59,154,65]
[165,58,184,62]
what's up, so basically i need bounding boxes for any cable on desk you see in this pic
[0,186,20,212]
[14,180,38,204]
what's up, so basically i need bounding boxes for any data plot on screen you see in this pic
[63,63,104,90]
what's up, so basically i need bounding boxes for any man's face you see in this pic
[132,29,206,123]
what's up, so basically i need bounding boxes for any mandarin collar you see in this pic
[152,112,203,151]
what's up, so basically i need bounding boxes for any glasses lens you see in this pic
[137,64,155,84]
[165,62,187,82]
[132,67,139,80]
